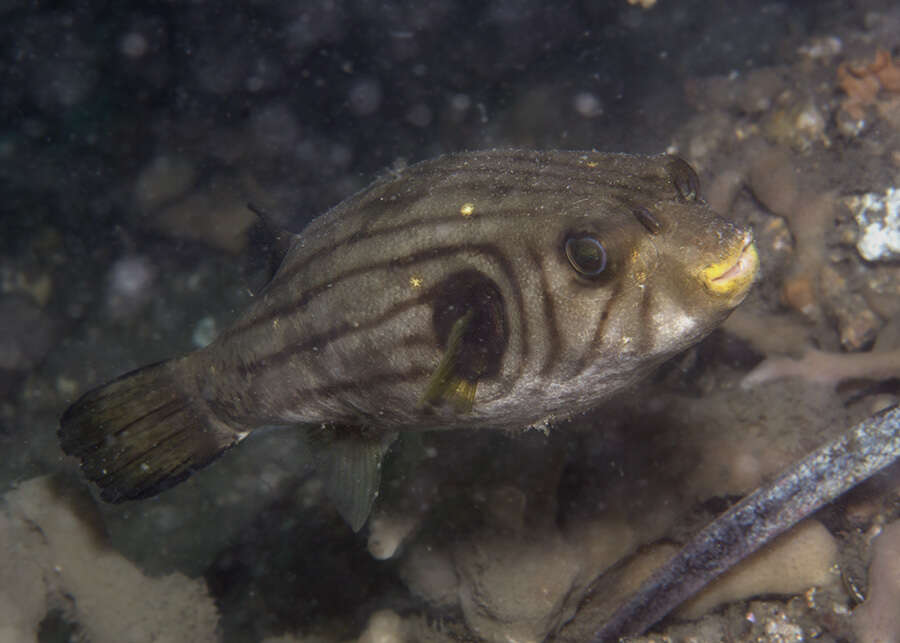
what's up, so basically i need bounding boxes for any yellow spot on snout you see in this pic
[273,318,280,330]
[700,236,759,298]
[586,160,599,168]
[460,202,475,217]
[409,276,423,288]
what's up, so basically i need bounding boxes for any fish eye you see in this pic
[669,157,701,202]
[565,234,607,277]
[633,206,662,235]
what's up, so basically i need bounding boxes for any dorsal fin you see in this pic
[243,203,296,295]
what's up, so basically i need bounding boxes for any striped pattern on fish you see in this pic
[59,149,758,528]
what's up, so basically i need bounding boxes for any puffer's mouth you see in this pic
[700,231,759,298]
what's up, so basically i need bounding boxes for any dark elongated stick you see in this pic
[593,405,900,642]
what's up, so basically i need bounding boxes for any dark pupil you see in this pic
[565,236,607,276]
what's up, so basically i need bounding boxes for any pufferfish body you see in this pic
[59,149,758,529]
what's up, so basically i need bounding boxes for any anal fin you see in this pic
[311,428,397,532]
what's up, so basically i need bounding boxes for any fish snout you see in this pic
[699,230,759,302]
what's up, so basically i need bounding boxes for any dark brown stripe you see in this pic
[526,244,561,376]
[253,243,523,342]
[237,295,431,376]
[637,282,654,354]
[235,242,530,382]
[573,278,624,376]
[592,280,623,348]
[225,218,531,340]
[397,334,438,351]
[260,163,658,293]
[264,185,604,290]
[420,163,661,204]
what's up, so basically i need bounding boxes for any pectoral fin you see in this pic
[310,428,397,532]
[421,309,479,413]
[422,270,509,413]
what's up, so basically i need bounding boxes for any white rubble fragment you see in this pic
[367,512,419,560]
[797,35,842,60]
[847,188,900,261]
[358,609,407,643]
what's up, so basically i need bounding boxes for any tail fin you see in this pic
[59,359,245,503]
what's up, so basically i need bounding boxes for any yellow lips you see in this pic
[700,232,759,298]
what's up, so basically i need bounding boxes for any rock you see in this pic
[134,155,197,212]
[852,519,900,643]
[678,519,838,619]
[367,512,419,560]
[847,188,900,262]
[0,476,219,643]
[453,528,589,643]
[105,254,157,321]
[152,174,257,254]
[358,610,408,643]
[399,544,459,609]
[819,264,882,350]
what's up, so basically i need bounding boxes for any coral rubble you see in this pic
[0,477,219,643]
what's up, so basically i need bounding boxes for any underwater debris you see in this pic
[741,347,900,389]
[591,405,900,641]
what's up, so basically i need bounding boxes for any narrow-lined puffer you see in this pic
[59,149,759,530]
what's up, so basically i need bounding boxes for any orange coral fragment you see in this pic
[837,49,900,121]
[870,49,900,91]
